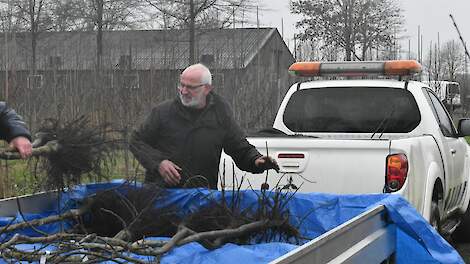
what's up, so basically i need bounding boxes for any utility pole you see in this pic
[256,6,259,28]
[281,18,284,41]
[417,26,420,63]
[4,0,11,102]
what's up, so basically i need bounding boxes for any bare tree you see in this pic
[425,40,465,82]
[4,0,55,73]
[145,0,255,64]
[78,0,144,70]
[441,40,465,81]
[291,0,403,61]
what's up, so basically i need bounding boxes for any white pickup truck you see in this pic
[219,60,470,235]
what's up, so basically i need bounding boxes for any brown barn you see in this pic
[0,28,295,132]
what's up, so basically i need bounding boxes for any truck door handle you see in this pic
[282,162,300,168]
[451,149,456,155]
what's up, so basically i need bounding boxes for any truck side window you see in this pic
[424,88,457,137]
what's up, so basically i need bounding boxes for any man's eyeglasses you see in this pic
[178,83,205,91]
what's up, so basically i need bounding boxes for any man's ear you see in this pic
[204,84,213,95]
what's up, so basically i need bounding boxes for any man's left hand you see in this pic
[10,136,32,159]
[255,156,280,172]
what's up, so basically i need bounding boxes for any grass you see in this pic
[0,150,145,198]
[3,136,470,198]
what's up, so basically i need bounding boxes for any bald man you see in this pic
[130,63,278,189]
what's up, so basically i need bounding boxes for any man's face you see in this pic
[178,69,212,109]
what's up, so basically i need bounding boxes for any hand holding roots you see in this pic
[0,140,59,160]
[0,116,120,189]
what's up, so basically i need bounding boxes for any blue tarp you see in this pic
[0,180,464,263]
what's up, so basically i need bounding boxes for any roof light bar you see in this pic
[288,60,422,77]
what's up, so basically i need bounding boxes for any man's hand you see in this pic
[10,136,32,159]
[158,160,182,186]
[255,156,280,172]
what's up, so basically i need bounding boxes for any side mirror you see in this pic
[458,119,470,137]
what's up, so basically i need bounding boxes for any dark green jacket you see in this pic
[130,92,263,189]
[0,102,31,142]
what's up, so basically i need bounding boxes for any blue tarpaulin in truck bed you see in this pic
[0,181,464,263]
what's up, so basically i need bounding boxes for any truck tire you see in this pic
[430,200,441,234]
[452,204,470,242]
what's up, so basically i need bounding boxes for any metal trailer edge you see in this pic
[271,205,396,264]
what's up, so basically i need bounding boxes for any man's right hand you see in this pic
[10,136,32,159]
[158,160,182,186]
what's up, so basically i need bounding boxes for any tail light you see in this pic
[386,154,408,192]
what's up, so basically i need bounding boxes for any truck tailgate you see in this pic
[220,137,391,194]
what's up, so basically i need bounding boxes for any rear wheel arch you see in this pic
[433,178,444,203]
[430,179,444,233]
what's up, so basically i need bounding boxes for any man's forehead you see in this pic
[181,69,203,81]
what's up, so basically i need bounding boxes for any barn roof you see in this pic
[0,27,286,70]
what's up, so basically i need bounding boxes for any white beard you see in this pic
[179,92,204,108]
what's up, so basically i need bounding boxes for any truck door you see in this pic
[424,89,467,211]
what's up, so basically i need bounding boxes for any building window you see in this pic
[118,55,132,70]
[123,73,139,90]
[27,74,43,89]
[103,74,114,89]
[48,56,62,69]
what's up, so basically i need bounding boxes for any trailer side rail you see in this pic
[271,205,396,264]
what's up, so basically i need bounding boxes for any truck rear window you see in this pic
[283,87,421,133]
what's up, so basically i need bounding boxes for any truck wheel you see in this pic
[452,204,470,242]
[430,201,441,233]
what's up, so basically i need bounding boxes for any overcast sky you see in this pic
[254,0,470,58]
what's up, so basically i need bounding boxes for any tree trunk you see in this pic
[30,2,37,74]
[31,31,37,74]
[96,0,104,72]
[189,0,195,64]
[343,0,352,61]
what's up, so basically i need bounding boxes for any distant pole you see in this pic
[4,21,8,102]
[4,0,10,101]
[437,32,440,78]
[408,39,411,59]
[429,41,432,82]
[421,34,424,64]
[233,6,235,29]
[256,6,259,28]
[418,26,420,63]
[281,18,284,40]
[294,36,297,60]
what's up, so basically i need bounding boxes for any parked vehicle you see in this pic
[422,80,461,107]
[219,60,470,235]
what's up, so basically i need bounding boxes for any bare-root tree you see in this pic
[0,178,303,262]
[0,115,124,195]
